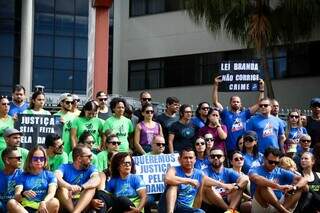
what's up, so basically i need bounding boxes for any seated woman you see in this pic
[93,152,147,213]
[7,145,59,213]
[194,137,210,170]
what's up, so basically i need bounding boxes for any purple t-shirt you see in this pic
[139,121,161,145]
[198,125,227,153]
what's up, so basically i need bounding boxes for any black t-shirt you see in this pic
[306,116,320,147]
[169,120,196,153]
[156,113,179,141]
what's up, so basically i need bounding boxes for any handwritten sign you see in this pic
[133,154,179,194]
[219,60,261,92]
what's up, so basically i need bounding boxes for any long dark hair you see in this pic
[111,152,136,178]
[242,138,259,158]
[195,102,209,118]
[29,90,45,110]
[79,101,98,117]
[179,104,192,119]
[205,107,221,126]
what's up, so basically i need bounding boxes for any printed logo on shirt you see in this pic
[86,123,93,129]
[231,118,244,132]
[263,122,273,137]
[116,124,127,137]
[181,127,195,139]
[73,174,84,185]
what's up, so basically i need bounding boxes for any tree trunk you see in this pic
[260,48,275,99]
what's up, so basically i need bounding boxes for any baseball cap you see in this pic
[310,97,320,107]
[58,93,73,104]
[4,128,23,137]
[243,130,257,140]
[72,94,80,102]
[96,91,108,99]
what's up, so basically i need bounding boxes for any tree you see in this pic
[184,0,320,98]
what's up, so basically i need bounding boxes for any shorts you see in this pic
[251,195,298,213]
[21,198,40,210]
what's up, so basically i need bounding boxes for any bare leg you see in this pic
[240,201,252,213]
[73,188,96,213]
[57,187,75,212]
[166,186,177,213]
[47,197,60,213]
[202,186,228,210]
[283,190,302,211]
[6,199,28,213]
[255,186,290,213]
[227,189,243,209]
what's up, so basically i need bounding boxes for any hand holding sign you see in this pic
[214,75,222,85]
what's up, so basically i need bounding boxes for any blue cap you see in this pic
[243,130,257,140]
[310,97,320,107]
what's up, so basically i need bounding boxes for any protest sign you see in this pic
[15,114,62,149]
[219,60,261,92]
[133,153,180,194]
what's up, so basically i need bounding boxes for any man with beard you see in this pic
[54,93,78,154]
[8,84,29,117]
[95,91,112,120]
[202,148,248,213]
[246,98,286,153]
[212,76,265,154]
[45,133,68,171]
[55,145,100,213]
[0,128,28,170]
[305,97,320,147]
[97,133,120,171]
[0,147,23,212]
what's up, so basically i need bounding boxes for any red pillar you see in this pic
[92,0,113,97]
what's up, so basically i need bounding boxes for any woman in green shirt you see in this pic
[0,96,14,150]
[23,91,51,115]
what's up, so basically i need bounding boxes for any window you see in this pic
[128,41,320,90]
[130,0,183,17]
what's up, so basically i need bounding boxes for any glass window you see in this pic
[130,0,146,17]
[54,36,73,57]
[0,19,15,32]
[129,71,145,90]
[75,0,88,16]
[73,70,86,91]
[53,70,73,91]
[74,59,86,70]
[148,0,165,14]
[33,68,53,90]
[0,33,14,56]
[74,37,87,59]
[75,16,88,37]
[55,0,74,15]
[54,58,73,70]
[34,35,54,56]
[55,14,74,36]
[35,0,54,13]
[130,0,182,17]
[35,13,54,34]
[34,57,53,68]
[0,57,13,86]
[0,0,15,18]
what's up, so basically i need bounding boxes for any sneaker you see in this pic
[224,209,240,213]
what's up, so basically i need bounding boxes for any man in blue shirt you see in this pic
[8,84,29,118]
[202,148,248,213]
[246,98,286,153]
[249,147,307,213]
[55,145,100,213]
[0,147,23,212]
[212,76,265,153]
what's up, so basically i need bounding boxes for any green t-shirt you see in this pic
[68,151,98,168]
[48,152,68,171]
[103,116,134,152]
[71,117,103,149]
[0,116,14,150]
[22,109,51,115]
[97,150,108,172]
[54,111,77,154]
[0,147,28,170]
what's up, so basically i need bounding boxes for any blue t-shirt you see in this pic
[246,114,285,153]
[248,166,294,199]
[242,152,264,174]
[8,102,29,116]
[204,166,240,197]
[194,157,210,171]
[0,169,22,205]
[57,163,98,185]
[288,127,307,143]
[16,170,56,202]
[220,109,251,152]
[106,174,146,202]
[174,166,203,207]
[191,117,206,129]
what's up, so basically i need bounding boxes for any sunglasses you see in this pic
[64,101,73,105]
[233,157,244,161]
[122,161,132,166]
[156,143,165,147]
[289,115,299,119]
[210,154,223,159]
[267,159,280,165]
[259,104,270,108]
[195,142,205,146]
[205,138,214,142]
[99,98,107,101]
[108,141,121,145]
[1,103,10,106]
[244,137,254,142]
[201,107,209,110]
[300,139,311,143]
[142,98,151,102]
[8,156,22,161]
[32,156,45,162]
[56,143,64,149]
[73,99,80,103]
[145,110,154,114]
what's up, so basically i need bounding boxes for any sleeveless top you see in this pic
[308,171,320,201]
[306,116,320,146]
[139,121,160,145]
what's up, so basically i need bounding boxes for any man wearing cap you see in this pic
[71,94,81,116]
[96,91,112,120]
[54,93,78,154]
[305,97,320,147]
[0,128,28,170]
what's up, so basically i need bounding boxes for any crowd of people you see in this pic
[0,78,320,213]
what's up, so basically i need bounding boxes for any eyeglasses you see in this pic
[145,110,154,114]
[32,156,45,162]
[81,154,92,158]
[142,98,151,102]
[259,104,270,108]
[156,143,165,147]
[99,98,107,101]
[121,161,132,166]
[244,137,254,142]
[289,115,299,119]
[108,141,121,146]
[233,157,244,161]
[8,156,22,161]
[184,111,192,114]
[300,139,311,143]
[210,154,223,159]
[73,99,80,103]
[205,138,214,142]
[64,101,73,105]
[195,142,205,146]
[1,103,10,106]
[267,159,280,165]
[201,107,209,110]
